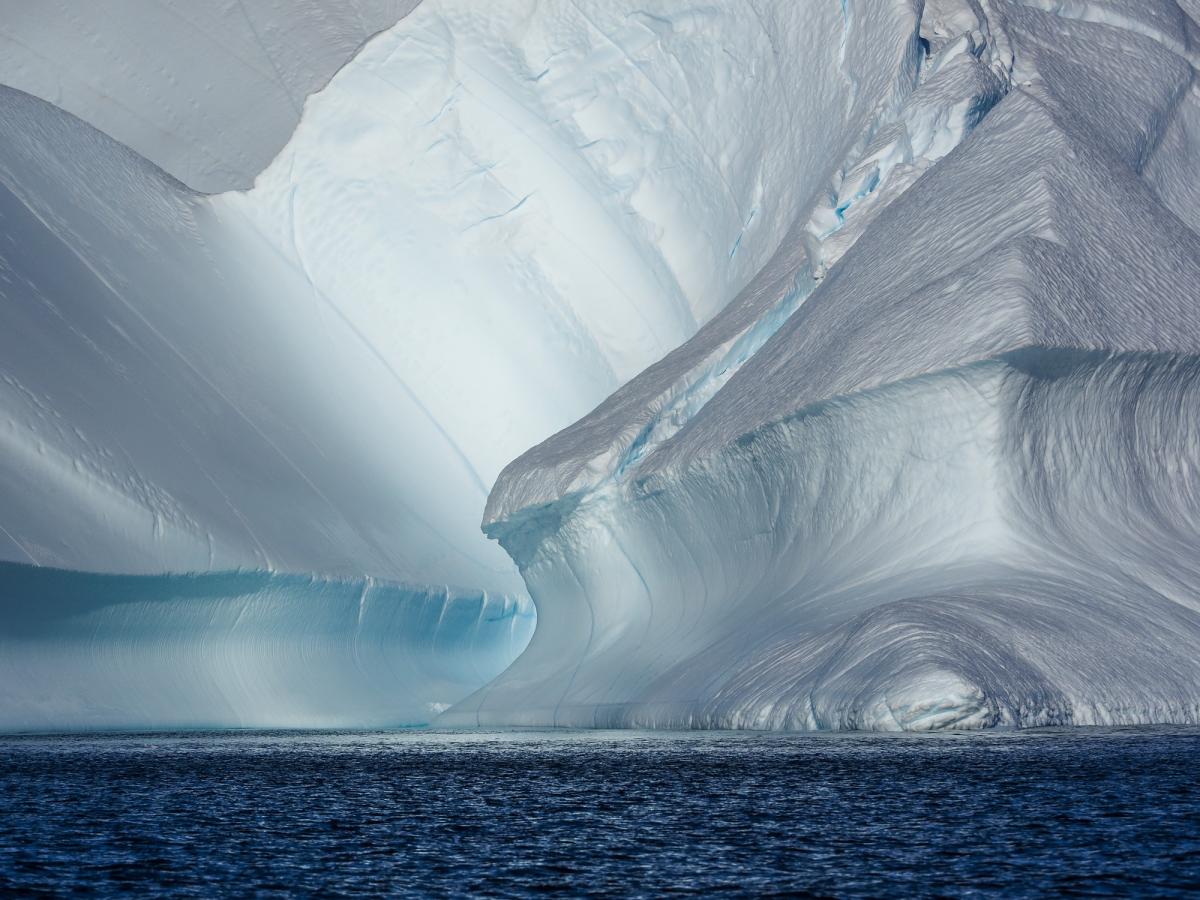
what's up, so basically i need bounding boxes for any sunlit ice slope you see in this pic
[0,0,423,192]
[455,0,1200,731]
[0,1,919,729]
[216,0,923,522]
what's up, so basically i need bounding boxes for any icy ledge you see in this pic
[0,563,533,732]
[450,0,1200,731]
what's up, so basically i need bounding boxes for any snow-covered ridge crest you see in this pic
[459,0,1200,730]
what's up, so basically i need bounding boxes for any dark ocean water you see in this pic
[0,728,1197,897]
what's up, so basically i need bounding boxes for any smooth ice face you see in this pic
[457,0,1200,731]
[0,0,423,191]
[0,564,534,731]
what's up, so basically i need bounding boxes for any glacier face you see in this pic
[455,0,1200,730]
[0,1,924,729]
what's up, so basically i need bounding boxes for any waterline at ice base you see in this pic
[4,0,1200,732]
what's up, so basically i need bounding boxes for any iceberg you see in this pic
[4,0,1200,731]
[0,0,921,729]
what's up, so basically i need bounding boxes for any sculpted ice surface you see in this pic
[0,564,533,731]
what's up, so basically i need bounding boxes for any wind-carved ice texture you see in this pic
[0,2,921,729]
[458,0,1200,730]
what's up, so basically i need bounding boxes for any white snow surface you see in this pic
[460,0,1200,730]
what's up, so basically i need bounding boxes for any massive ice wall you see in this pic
[0,1,921,728]
[455,0,1200,730]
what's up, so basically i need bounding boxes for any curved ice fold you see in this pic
[460,0,1200,730]
[218,0,925,491]
[0,1,921,594]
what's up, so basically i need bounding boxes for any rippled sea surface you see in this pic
[1,728,1198,896]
